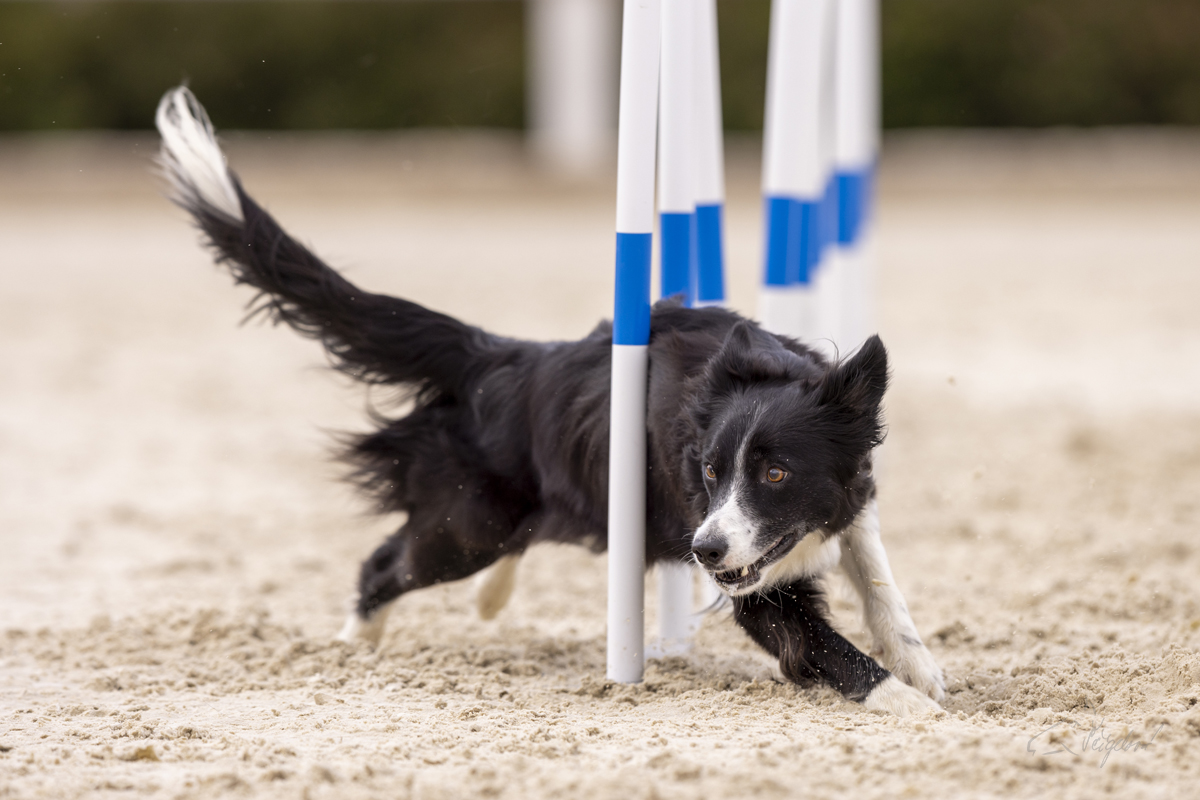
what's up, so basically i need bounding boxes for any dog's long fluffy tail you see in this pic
[155,86,491,397]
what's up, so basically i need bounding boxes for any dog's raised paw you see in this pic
[862,676,942,717]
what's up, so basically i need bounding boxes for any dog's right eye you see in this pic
[704,464,717,480]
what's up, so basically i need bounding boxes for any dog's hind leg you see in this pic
[336,408,540,644]
[838,497,945,701]
[337,506,534,645]
[336,600,394,645]
[734,579,939,716]
[473,555,521,620]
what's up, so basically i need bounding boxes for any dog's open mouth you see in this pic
[711,532,800,592]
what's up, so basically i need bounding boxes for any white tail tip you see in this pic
[155,86,243,222]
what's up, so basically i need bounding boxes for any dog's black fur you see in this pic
[178,167,899,703]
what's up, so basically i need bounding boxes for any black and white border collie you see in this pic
[156,87,945,716]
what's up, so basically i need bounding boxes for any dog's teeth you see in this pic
[740,566,749,577]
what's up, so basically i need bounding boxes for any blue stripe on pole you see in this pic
[836,170,861,244]
[796,199,819,285]
[660,211,694,306]
[836,166,875,246]
[696,203,725,304]
[614,232,652,346]
[765,196,827,286]
[763,196,791,287]
[820,174,839,253]
[865,164,875,225]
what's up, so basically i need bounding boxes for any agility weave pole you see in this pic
[651,0,697,656]
[608,0,876,681]
[693,0,727,312]
[658,0,698,308]
[833,0,879,350]
[607,0,659,684]
[759,0,836,346]
[653,0,728,657]
[608,0,728,681]
[759,0,877,351]
[690,0,729,618]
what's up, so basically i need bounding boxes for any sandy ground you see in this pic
[2,128,1199,799]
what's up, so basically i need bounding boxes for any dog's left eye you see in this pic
[704,464,717,480]
[766,467,787,483]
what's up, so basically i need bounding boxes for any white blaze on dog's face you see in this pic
[689,400,846,596]
[687,326,889,596]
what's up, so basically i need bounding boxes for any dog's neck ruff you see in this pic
[759,529,842,589]
[155,86,243,223]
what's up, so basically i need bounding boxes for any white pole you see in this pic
[809,0,841,358]
[527,0,618,175]
[655,562,693,654]
[834,0,878,349]
[653,0,698,655]
[759,0,836,343]
[608,0,660,685]
[694,0,726,309]
[658,0,697,306]
[692,0,727,615]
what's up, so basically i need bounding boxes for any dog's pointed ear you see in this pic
[819,335,889,417]
[706,321,805,387]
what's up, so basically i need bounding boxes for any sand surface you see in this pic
[2,129,1199,798]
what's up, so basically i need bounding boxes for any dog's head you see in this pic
[684,322,887,595]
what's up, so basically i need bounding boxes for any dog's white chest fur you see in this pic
[762,531,843,587]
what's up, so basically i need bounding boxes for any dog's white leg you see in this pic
[863,675,942,717]
[840,497,945,702]
[335,601,394,646]
[473,554,521,620]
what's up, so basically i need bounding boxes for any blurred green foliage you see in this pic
[881,0,1200,126]
[0,1,526,129]
[1,0,1198,131]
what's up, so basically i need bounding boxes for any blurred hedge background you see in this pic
[1,0,1198,131]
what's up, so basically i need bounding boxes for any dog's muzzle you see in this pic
[694,530,802,593]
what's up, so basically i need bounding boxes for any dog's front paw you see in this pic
[862,676,942,717]
[873,637,946,702]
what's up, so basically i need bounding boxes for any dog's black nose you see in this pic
[692,538,728,568]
